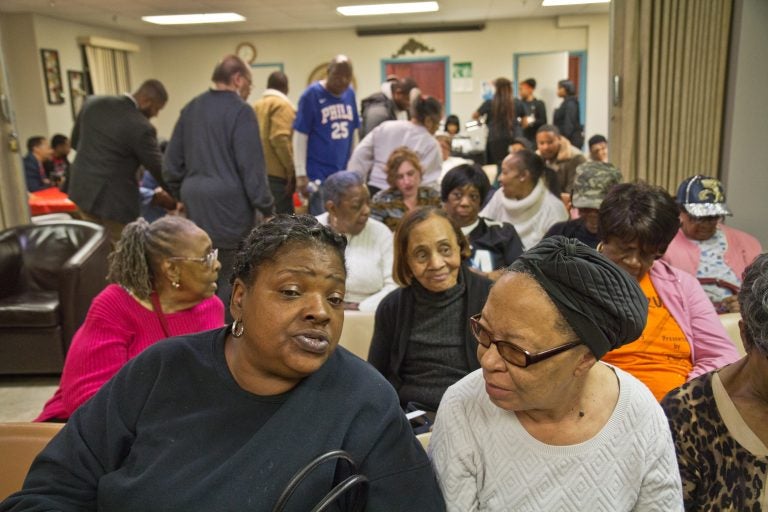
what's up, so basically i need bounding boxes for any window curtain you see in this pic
[83,45,130,95]
[610,0,733,190]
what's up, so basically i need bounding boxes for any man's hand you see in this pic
[296,176,309,197]
[151,187,177,210]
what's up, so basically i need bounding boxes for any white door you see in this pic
[516,52,569,126]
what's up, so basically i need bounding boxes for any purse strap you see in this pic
[149,291,172,338]
[697,277,741,295]
[272,450,368,512]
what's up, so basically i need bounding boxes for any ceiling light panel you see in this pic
[141,13,246,25]
[542,0,609,5]
[336,2,439,16]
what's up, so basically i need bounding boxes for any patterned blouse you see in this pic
[695,228,741,305]
[661,370,768,511]
[369,187,441,232]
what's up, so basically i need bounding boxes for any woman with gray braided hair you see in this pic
[5,215,445,511]
[661,252,768,511]
[35,216,224,422]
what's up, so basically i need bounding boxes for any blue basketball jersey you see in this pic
[294,82,360,182]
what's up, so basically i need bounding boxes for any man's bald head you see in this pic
[211,54,252,100]
[325,55,353,96]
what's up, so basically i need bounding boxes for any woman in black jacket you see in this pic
[367,207,493,414]
[553,79,583,148]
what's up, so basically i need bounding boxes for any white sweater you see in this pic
[479,179,568,250]
[317,213,396,312]
[429,366,683,512]
[346,120,442,191]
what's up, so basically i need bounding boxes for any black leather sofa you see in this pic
[0,221,110,374]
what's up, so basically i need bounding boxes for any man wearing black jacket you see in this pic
[68,79,170,243]
[359,78,417,138]
[519,78,547,147]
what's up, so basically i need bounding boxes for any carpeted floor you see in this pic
[0,376,59,423]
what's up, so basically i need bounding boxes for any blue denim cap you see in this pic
[675,175,732,217]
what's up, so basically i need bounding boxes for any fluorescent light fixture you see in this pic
[337,2,439,16]
[142,13,245,25]
[542,0,609,5]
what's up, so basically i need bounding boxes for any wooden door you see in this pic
[385,59,446,106]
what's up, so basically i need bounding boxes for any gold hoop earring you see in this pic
[231,319,244,338]
[596,242,604,253]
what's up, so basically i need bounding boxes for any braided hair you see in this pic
[107,216,199,299]
[231,214,348,288]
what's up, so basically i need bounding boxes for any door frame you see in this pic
[513,50,588,126]
[380,56,451,115]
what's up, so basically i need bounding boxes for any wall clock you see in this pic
[236,42,257,64]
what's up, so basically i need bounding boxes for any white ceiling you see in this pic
[0,0,609,37]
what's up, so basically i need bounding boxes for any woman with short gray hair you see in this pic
[318,170,396,312]
[662,252,768,510]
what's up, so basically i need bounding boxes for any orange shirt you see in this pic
[602,273,693,401]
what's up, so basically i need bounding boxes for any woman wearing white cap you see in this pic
[662,175,762,313]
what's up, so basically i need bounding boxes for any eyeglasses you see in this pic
[469,314,582,368]
[600,242,661,265]
[168,248,218,269]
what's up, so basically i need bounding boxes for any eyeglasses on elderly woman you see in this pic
[470,313,582,368]
[168,247,218,269]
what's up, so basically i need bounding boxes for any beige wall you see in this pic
[721,0,768,248]
[0,14,47,145]
[1,13,610,146]
[150,16,608,140]
[558,15,609,143]
[0,12,154,143]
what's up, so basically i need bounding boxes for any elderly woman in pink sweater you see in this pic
[36,216,224,422]
[662,175,762,313]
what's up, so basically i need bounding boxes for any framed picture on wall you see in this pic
[68,70,86,120]
[40,49,64,105]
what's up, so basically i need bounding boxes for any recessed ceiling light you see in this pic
[542,0,609,5]
[141,13,246,25]
[337,2,439,16]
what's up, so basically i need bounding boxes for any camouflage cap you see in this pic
[571,162,623,209]
[675,175,732,217]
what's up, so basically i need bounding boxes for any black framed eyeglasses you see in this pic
[168,248,218,269]
[469,313,582,368]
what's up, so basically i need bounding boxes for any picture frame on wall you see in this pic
[40,49,65,105]
[68,70,86,120]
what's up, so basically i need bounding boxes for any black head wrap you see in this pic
[509,236,648,359]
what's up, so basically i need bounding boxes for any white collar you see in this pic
[123,93,138,108]
[461,219,480,235]
[499,179,547,215]
[262,88,295,108]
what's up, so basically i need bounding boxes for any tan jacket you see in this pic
[538,135,586,194]
[253,89,295,181]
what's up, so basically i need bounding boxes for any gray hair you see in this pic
[107,216,200,299]
[322,171,364,205]
[739,253,768,354]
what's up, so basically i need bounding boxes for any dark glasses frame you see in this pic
[469,313,582,368]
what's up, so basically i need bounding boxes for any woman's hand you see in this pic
[721,295,740,313]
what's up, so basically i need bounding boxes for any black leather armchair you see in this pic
[0,221,110,374]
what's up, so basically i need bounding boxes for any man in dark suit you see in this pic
[68,79,171,243]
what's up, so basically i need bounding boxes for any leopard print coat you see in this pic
[661,371,768,511]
